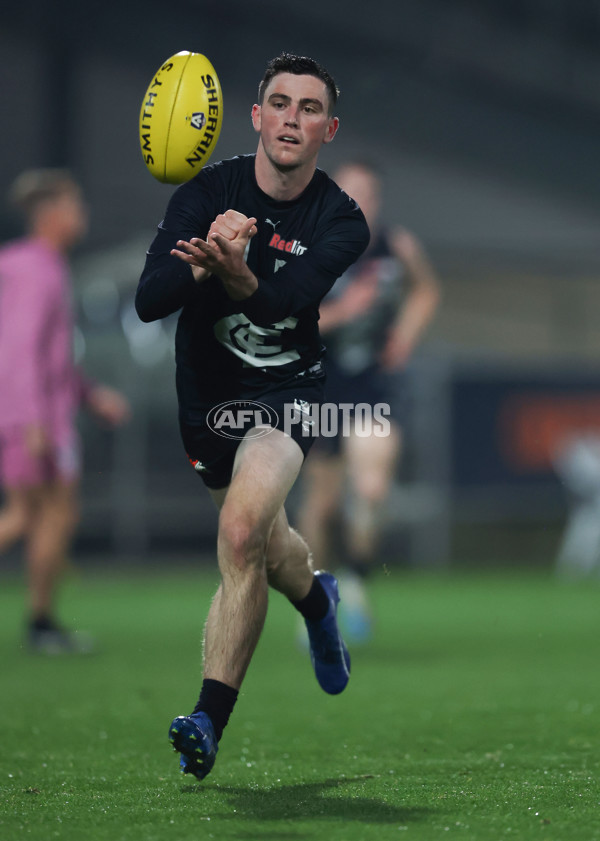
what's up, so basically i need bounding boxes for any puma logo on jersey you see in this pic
[269,233,307,255]
[265,218,281,230]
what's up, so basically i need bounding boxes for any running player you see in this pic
[0,169,131,652]
[136,53,370,780]
[297,161,441,641]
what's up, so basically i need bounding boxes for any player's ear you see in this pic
[251,104,262,133]
[323,116,339,145]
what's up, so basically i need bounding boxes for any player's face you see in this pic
[44,186,89,248]
[252,73,339,172]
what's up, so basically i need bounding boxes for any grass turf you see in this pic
[1,566,599,841]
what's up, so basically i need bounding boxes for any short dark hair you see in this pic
[258,53,339,115]
[8,168,77,217]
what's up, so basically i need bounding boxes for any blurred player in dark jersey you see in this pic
[298,161,441,641]
[136,54,370,780]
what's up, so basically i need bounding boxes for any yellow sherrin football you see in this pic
[139,51,223,184]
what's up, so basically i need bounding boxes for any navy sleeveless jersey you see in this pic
[136,154,370,422]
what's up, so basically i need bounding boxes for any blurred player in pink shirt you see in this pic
[0,169,130,652]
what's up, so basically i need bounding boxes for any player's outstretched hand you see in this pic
[208,209,258,243]
[171,210,258,299]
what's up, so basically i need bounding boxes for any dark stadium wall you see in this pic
[2,0,600,252]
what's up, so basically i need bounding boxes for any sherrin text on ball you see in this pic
[139,51,223,184]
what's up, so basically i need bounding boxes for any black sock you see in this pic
[30,615,57,631]
[192,678,239,741]
[291,575,330,622]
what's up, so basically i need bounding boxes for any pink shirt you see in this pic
[0,237,89,434]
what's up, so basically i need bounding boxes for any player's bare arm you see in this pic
[380,228,441,369]
[86,385,132,427]
[318,265,380,333]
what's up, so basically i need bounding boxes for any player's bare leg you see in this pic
[265,503,350,695]
[296,454,345,567]
[26,480,79,619]
[340,423,401,640]
[345,422,401,566]
[203,429,304,689]
[0,486,30,551]
[23,480,90,653]
[170,429,350,779]
[265,507,313,600]
[170,429,304,778]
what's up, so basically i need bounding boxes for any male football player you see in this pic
[136,53,370,779]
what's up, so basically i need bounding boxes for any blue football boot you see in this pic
[305,571,351,695]
[168,711,218,780]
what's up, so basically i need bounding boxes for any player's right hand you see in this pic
[207,209,258,242]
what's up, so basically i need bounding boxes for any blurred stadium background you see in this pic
[3,0,600,570]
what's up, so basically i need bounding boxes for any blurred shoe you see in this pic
[168,711,218,780]
[27,619,94,655]
[304,571,351,695]
[339,572,373,644]
[296,614,309,650]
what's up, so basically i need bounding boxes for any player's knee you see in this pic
[218,507,266,571]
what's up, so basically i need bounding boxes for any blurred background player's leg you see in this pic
[0,480,82,651]
[0,425,90,652]
[25,480,79,624]
[296,452,345,571]
[337,421,401,641]
[297,419,401,643]
[0,486,29,550]
[344,421,402,573]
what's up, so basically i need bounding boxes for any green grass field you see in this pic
[1,566,599,841]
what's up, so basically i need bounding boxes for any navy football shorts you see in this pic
[180,375,325,490]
